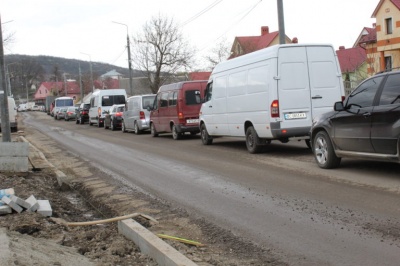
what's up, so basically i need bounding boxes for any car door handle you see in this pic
[312,95,323,99]
[363,112,371,117]
[208,105,212,108]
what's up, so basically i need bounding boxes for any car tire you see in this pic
[172,125,182,140]
[122,122,126,133]
[150,123,158,137]
[134,122,141,135]
[111,120,116,131]
[200,123,213,145]
[313,131,341,169]
[245,126,262,154]
[89,120,93,126]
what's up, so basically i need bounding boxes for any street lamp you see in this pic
[80,52,94,93]
[112,21,133,95]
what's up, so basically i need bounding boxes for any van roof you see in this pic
[158,80,208,93]
[212,43,335,75]
[127,94,156,100]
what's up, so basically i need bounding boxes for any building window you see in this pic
[386,18,393,34]
[385,56,392,71]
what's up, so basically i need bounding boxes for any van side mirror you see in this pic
[334,101,344,111]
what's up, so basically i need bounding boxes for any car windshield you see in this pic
[117,106,124,112]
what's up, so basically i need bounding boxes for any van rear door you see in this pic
[277,45,343,133]
[277,46,312,132]
[181,82,205,125]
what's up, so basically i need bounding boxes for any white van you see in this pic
[122,94,156,134]
[88,89,127,127]
[199,44,345,153]
[0,96,17,132]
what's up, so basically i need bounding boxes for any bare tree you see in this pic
[132,14,195,93]
[204,37,230,70]
[8,58,45,100]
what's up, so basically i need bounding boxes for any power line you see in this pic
[110,46,127,65]
[180,0,223,26]
[199,0,262,52]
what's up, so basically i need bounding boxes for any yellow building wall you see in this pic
[374,0,400,72]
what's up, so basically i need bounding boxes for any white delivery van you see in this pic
[88,89,127,127]
[0,96,17,132]
[199,44,345,153]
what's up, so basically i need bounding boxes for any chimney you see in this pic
[292,37,298,44]
[261,26,269,36]
[339,46,345,50]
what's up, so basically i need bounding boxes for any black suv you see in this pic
[311,71,400,169]
[76,103,90,124]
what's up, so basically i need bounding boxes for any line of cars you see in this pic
[51,44,400,169]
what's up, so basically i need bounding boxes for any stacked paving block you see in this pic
[0,189,52,217]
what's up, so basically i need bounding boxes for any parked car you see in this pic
[104,104,125,131]
[76,103,90,124]
[17,104,27,112]
[52,107,61,118]
[122,94,156,134]
[55,107,67,120]
[31,105,40,111]
[65,106,78,121]
[149,81,207,140]
[310,70,400,169]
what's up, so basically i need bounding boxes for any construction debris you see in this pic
[0,188,52,217]
[157,233,205,247]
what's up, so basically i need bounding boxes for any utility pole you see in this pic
[277,0,286,44]
[0,15,11,142]
[79,63,83,103]
[112,21,133,95]
[63,73,67,96]
[81,52,94,93]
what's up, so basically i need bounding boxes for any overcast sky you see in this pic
[1,0,377,70]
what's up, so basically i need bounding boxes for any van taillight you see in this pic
[98,107,101,117]
[271,100,279,118]
[139,111,145,120]
[178,112,184,119]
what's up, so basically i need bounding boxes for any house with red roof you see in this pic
[336,46,367,95]
[33,81,83,105]
[369,0,400,73]
[228,26,294,59]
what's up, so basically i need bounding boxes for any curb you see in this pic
[20,136,197,266]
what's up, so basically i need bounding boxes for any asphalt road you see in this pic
[22,112,400,266]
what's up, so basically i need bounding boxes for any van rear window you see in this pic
[102,95,126,106]
[185,90,201,105]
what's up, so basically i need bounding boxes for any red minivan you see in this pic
[149,80,208,140]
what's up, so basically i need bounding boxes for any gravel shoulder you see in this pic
[0,114,283,265]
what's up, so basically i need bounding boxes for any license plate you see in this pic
[284,113,307,120]
[186,119,199,124]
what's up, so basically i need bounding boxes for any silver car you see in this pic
[122,94,156,134]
